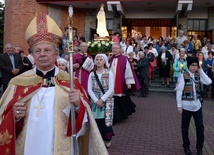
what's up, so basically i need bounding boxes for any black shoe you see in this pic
[197,150,203,155]
[167,84,170,87]
[184,148,192,155]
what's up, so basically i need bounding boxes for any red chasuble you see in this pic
[0,70,90,154]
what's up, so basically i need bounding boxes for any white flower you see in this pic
[98,43,101,47]
[105,43,109,46]
[110,41,114,44]
[94,41,98,44]
[101,41,105,44]
[91,44,95,47]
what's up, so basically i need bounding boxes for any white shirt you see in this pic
[175,70,212,111]
[201,46,209,60]
[126,46,134,55]
[149,48,158,57]
[175,35,188,49]
[27,54,35,67]
[120,41,127,53]
[133,53,140,61]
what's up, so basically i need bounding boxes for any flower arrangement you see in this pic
[87,40,114,54]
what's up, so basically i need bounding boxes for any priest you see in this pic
[0,13,108,155]
[109,43,141,122]
[73,42,94,94]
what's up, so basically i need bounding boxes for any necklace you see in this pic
[34,81,51,117]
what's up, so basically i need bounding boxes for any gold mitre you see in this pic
[25,13,63,48]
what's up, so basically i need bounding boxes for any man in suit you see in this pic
[137,51,150,98]
[0,43,23,92]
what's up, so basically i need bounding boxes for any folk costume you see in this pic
[0,13,108,155]
[88,68,114,143]
[109,54,140,122]
[175,57,212,154]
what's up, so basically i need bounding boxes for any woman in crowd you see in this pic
[205,51,214,98]
[197,52,207,72]
[157,46,173,87]
[88,54,114,148]
[169,45,179,80]
[19,50,32,72]
[182,40,193,54]
[128,52,138,76]
[125,39,134,55]
[197,52,208,100]
[144,46,155,82]
[173,48,188,83]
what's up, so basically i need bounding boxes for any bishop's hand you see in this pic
[13,102,28,120]
[69,89,81,107]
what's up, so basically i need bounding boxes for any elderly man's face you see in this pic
[112,44,121,55]
[32,43,57,71]
[80,43,88,54]
[139,53,145,59]
[179,31,184,37]
[6,45,14,55]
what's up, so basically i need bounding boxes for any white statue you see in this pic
[96,4,109,37]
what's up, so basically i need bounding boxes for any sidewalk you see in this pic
[108,92,214,155]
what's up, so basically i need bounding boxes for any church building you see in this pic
[4,0,214,52]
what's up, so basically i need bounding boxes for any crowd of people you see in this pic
[114,30,214,99]
[0,12,214,154]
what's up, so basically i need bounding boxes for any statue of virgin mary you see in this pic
[96,4,109,37]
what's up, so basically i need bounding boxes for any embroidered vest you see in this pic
[91,70,109,119]
[91,71,109,98]
[182,71,202,102]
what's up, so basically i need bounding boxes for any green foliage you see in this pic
[87,40,114,54]
[0,2,4,54]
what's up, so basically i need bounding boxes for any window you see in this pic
[188,20,206,31]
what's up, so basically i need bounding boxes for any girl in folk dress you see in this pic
[87,54,114,147]
[57,58,68,72]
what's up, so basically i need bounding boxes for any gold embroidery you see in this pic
[0,130,13,146]
[56,70,69,81]
[9,70,42,86]
[5,148,11,154]
[24,87,29,94]
[80,92,84,97]
[18,95,22,100]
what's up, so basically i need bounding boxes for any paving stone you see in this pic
[108,92,214,155]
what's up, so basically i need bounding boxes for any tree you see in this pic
[0,2,4,54]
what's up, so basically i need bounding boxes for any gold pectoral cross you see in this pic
[34,104,44,117]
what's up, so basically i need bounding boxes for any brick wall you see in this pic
[4,0,48,53]
[61,7,85,37]
[4,1,85,53]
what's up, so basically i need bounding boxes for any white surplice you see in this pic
[24,87,55,155]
